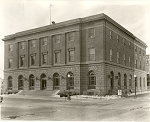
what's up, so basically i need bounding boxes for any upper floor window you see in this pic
[53,35,60,43]
[135,59,137,68]
[31,40,35,47]
[135,45,137,52]
[55,51,60,63]
[88,28,95,38]
[69,49,74,62]
[21,42,25,49]
[129,41,131,48]
[117,51,119,63]
[123,39,126,46]
[20,55,25,67]
[143,63,145,71]
[89,48,95,61]
[41,37,47,46]
[68,32,74,41]
[139,61,142,69]
[123,54,126,65]
[30,54,35,66]
[139,48,141,54]
[8,58,13,68]
[42,53,47,64]
[117,35,119,43]
[110,31,113,39]
[110,49,112,62]
[9,44,13,51]
[129,56,131,67]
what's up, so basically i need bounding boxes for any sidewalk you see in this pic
[127,90,150,96]
[3,90,150,101]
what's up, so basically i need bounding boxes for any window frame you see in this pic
[88,28,95,38]
[8,58,13,68]
[42,52,47,65]
[110,49,112,62]
[89,48,95,61]
[31,40,36,48]
[20,55,25,67]
[68,32,74,41]
[68,49,74,62]
[117,51,119,63]
[54,51,61,64]
[30,54,36,66]
[9,44,13,51]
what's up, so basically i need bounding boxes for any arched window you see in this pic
[88,71,96,89]
[40,74,47,90]
[67,72,74,90]
[110,71,114,89]
[8,76,13,90]
[53,73,60,90]
[29,74,35,90]
[118,73,121,89]
[129,75,132,89]
[18,75,24,90]
[124,74,127,89]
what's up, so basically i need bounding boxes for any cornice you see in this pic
[2,13,146,48]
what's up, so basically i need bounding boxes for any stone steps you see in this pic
[17,90,60,96]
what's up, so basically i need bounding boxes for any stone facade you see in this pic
[3,13,147,95]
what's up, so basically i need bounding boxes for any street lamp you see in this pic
[134,75,137,98]
[67,74,71,100]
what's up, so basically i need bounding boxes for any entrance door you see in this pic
[41,79,46,90]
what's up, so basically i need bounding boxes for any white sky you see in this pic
[0,0,150,79]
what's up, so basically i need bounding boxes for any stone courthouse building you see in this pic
[2,13,147,95]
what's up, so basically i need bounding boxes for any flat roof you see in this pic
[2,13,147,47]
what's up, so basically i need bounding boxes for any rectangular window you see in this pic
[69,50,74,62]
[9,44,13,51]
[110,31,112,39]
[135,45,137,52]
[139,48,141,54]
[31,40,35,47]
[117,35,119,43]
[89,48,95,61]
[110,49,112,62]
[139,61,141,69]
[117,52,119,63]
[143,63,145,71]
[21,42,25,49]
[53,35,60,43]
[88,28,95,38]
[123,54,126,65]
[129,56,131,67]
[68,32,74,41]
[41,37,47,46]
[9,58,13,68]
[55,52,60,63]
[42,53,47,64]
[135,59,137,68]
[129,41,131,48]
[30,54,35,66]
[20,56,25,67]
[123,39,126,46]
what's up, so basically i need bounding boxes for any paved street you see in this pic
[1,93,150,121]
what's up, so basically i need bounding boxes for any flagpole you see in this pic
[50,4,52,25]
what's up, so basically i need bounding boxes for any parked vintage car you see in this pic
[58,91,78,97]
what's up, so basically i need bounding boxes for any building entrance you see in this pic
[41,79,46,90]
[40,73,47,90]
